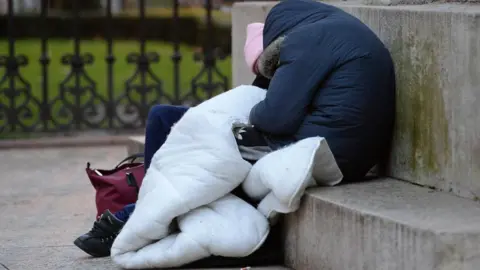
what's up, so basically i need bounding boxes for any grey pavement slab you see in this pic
[0,146,127,250]
[0,146,125,269]
[1,246,287,270]
[1,245,287,270]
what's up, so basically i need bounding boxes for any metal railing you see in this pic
[0,0,230,134]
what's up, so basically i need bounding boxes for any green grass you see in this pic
[0,39,232,99]
[0,39,232,135]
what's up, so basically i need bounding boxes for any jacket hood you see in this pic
[263,0,339,47]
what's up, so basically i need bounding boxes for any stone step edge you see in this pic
[302,178,480,233]
[283,178,480,269]
[127,135,146,155]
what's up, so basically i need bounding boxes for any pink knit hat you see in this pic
[244,22,264,74]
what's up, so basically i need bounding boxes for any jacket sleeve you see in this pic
[249,30,338,135]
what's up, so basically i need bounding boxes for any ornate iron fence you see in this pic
[0,0,230,134]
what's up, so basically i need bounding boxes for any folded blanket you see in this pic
[111,85,343,269]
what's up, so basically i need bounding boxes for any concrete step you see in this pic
[126,135,145,156]
[283,178,480,270]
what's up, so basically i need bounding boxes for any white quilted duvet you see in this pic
[110,85,343,269]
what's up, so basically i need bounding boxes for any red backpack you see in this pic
[86,154,145,218]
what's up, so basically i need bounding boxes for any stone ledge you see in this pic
[126,136,145,156]
[283,178,480,270]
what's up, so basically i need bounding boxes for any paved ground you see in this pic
[0,146,128,269]
[0,146,288,270]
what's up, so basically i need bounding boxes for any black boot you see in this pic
[74,210,124,257]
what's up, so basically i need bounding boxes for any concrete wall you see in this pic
[232,2,480,201]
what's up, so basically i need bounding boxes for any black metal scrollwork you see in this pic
[114,0,164,129]
[51,52,107,130]
[115,52,163,128]
[189,48,229,103]
[0,0,231,135]
[184,0,229,105]
[54,0,107,131]
[49,0,107,131]
[0,55,42,133]
[0,0,41,134]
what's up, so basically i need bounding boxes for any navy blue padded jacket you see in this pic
[249,0,395,182]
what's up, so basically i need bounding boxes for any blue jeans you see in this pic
[115,105,188,222]
[144,105,189,170]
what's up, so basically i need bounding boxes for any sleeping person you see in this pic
[74,0,395,259]
[73,22,271,259]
